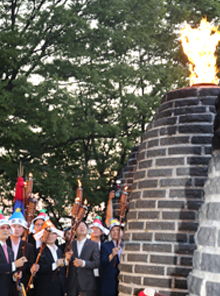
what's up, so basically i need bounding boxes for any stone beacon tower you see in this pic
[187,90,220,296]
[118,85,220,296]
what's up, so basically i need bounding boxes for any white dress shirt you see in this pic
[46,244,58,271]
[11,238,21,260]
[76,238,86,267]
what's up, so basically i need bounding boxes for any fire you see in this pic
[77,179,82,188]
[83,199,88,205]
[180,18,220,86]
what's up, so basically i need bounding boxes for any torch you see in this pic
[26,227,50,293]
[24,173,33,221]
[76,179,83,205]
[15,183,38,295]
[113,186,129,266]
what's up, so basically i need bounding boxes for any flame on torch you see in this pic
[180,17,220,86]
[78,179,82,188]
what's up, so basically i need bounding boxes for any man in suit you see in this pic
[0,211,27,296]
[7,209,35,294]
[66,221,100,296]
[33,222,65,296]
[90,218,109,296]
[100,219,123,296]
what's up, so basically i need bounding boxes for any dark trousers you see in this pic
[69,277,95,296]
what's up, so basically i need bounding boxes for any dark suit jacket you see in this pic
[94,241,103,296]
[0,243,16,296]
[35,245,65,296]
[66,239,100,295]
[100,241,120,296]
[28,233,37,250]
[6,237,35,288]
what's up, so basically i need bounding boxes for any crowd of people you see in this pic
[0,190,124,296]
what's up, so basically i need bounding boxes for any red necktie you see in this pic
[3,244,9,263]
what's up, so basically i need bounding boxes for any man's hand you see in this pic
[109,247,119,261]
[109,190,115,200]
[30,263,40,274]
[56,258,65,268]
[14,256,28,268]
[112,247,119,257]
[73,258,83,267]
[65,250,73,261]
[14,271,22,280]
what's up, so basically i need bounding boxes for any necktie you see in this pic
[3,244,9,263]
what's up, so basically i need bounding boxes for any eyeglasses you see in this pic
[0,225,10,230]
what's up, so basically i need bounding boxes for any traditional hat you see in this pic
[34,219,64,241]
[29,209,49,234]
[90,218,109,235]
[0,210,13,233]
[138,288,156,296]
[109,218,124,231]
[9,208,28,229]
[32,209,49,224]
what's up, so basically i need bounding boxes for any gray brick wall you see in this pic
[118,85,220,296]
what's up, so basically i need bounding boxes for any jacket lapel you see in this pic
[0,245,7,263]
[17,240,24,260]
[45,246,55,263]
[72,240,78,258]
[7,246,14,263]
[80,239,88,259]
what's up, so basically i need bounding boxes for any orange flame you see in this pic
[77,179,82,188]
[180,18,220,86]
[124,186,128,191]
[75,197,80,203]
[83,199,88,205]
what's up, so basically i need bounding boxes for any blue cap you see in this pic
[9,208,28,229]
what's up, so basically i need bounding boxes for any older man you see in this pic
[7,208,35,294]
[66,221,100,296]
[0,211,27,296]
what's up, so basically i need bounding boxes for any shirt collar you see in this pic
[77,237,87,244]
[46,244,58,252]
[11,238,21,246]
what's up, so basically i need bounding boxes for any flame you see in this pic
[29,173,33,179]
[124,186,128,191]
[75,197,80,203]
[33,192,39,201]
[77,179,82,188]
[180,18,220,86]
[83,199,88,205]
